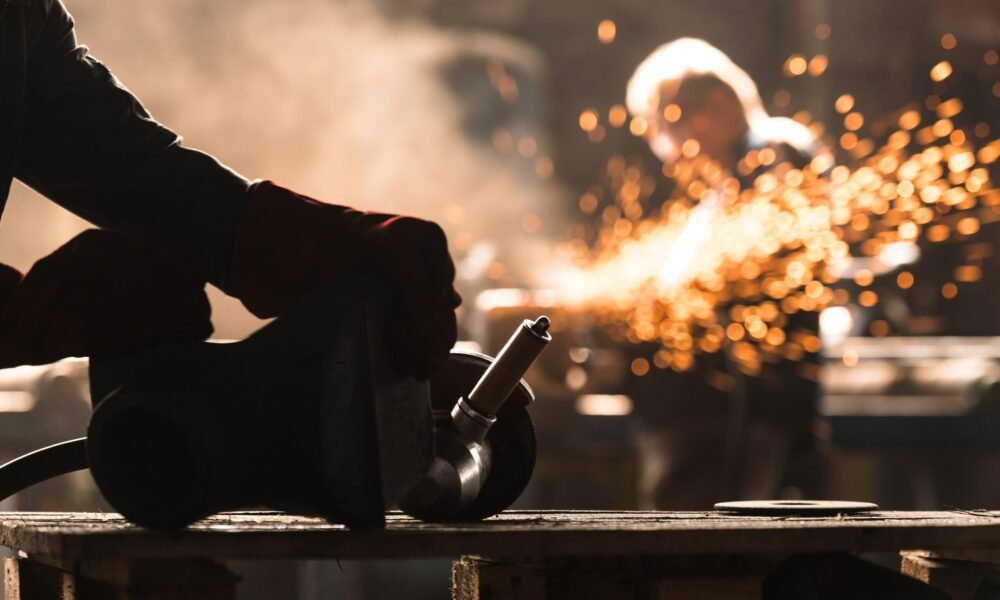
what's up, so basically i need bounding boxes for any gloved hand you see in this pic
[0,230,213,368]
[224,180,461,380]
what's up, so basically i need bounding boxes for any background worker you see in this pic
[624,38,828,508]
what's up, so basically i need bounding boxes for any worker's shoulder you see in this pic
[5,0,48,8]
[39,0,63,14]
[13,0,74,36]
[11,0,65,15]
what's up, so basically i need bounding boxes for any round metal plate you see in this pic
[427,350,536,521]
[714,500,879,516]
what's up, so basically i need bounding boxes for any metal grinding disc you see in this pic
[428,350,536,521]
[714,500,880,516]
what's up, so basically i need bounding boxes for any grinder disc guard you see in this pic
[426,350,536,521]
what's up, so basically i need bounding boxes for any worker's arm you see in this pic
[15,0,249,287]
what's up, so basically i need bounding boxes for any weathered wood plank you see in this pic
[452,557,550,600]
[0,511,999,562]
[901,552,1000,600]
[5,557,238,600]
[917,549,1000,564]
[4,558,72,600]
[452,555,764,600]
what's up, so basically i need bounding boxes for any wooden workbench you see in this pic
[2,510,1000,598]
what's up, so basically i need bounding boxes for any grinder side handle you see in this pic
[465,317,551,417]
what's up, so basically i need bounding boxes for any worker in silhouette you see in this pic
[0,0,459,377]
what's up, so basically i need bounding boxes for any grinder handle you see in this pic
[465,316,551,417]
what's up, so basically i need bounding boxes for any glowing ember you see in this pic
[629,116,648,136]
[608,104,628,128]
[808,55,829,77]
[835,94,855,114]
[663,103,682,123]
[785,54,808,76]
[597,19,617,45]
[930,60,953,82]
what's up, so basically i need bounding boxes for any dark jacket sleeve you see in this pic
[14,0,249,287]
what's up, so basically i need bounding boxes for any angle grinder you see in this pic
[0,288,550,527]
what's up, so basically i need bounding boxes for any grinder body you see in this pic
[87,286,433,529]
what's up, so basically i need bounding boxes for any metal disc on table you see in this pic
[714,500,879,516]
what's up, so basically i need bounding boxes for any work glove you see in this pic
[224,180,461,380]
[0,229,213,368]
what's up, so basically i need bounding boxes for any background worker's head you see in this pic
[627,38,767,165]
[655,73,748,165]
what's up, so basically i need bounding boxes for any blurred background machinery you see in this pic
[823,336,1000,510]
